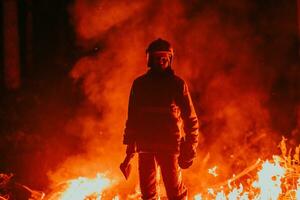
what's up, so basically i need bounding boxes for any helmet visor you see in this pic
[148,51,172,62]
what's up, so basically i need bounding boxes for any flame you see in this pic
[215,190,226,200]
[193,137,300,200]
[208,166,218,177]
[56,173,112,200]
[252,157,285,199]
[297,179,300,200]
[227,184,246,200]
[194,194,202,200]
[45,138,299,200]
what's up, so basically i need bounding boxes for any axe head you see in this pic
[120,162,132,180]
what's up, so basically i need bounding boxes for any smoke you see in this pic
[47,0,299,196]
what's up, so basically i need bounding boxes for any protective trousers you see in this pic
[138,153,188,200]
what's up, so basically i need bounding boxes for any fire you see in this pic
[252,157,285,199]
[208,166,218,177]
[297,179,300,199]
[193,137,300,200]
[44,139,299,200]
[194,194,202,200]
[46,173,114,200]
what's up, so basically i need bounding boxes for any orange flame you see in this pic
[208,166,218,177]
[193,137,300,200]
[252,157,286,199]
[194,193,202,200]
[45,138,299,200]
[54,173,113,200]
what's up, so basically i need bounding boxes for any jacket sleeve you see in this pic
[176,81,199,149]
[123,81,138,145]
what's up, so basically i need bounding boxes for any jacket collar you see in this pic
[147,67,174,77]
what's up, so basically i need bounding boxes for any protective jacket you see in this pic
[123,68,199,153]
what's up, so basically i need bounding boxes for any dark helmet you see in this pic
[146,38,174,68]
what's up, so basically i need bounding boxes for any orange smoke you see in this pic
[47,0,300,198]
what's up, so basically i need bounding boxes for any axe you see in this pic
[120,153,134,180]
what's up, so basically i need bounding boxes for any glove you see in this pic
[178,139,196,169]
[178,155,193,169]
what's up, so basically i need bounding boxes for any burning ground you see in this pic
[0,0,300,199]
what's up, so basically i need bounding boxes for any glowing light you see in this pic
[297,179,300,200]
[196,138,300,199]
[194,193,202,200]
[208,166,218,177]
[58,173,111,200]
[215,190,226,200]
[252,157,286,200]
[112,195,120,200]
[207,188,214,195]
[46,138,299,199]
[227,184,243,200]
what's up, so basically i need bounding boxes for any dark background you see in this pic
[0,0,299,190]
[0,0,83,189]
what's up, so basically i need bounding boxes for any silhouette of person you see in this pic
[123,38,200,200]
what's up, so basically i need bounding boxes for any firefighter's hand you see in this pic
[178,154,194,169]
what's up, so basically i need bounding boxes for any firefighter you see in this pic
[123,38,200,200]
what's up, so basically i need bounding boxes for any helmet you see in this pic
[146,38,174,68]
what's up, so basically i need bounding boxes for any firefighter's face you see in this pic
[150,51,171,70]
